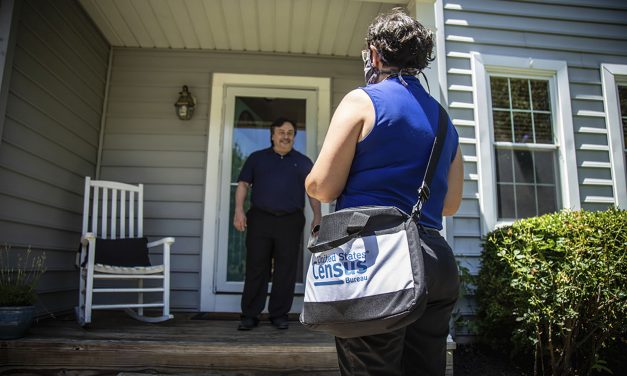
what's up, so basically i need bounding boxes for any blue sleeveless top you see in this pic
[335,76,459,230]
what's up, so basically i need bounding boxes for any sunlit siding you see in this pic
[441,0,627,322]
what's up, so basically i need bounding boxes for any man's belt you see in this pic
[253,207,302,217]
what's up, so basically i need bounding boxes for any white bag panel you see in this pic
[304,230,413,303]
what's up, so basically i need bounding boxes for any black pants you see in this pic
[240,208,305,321]
[335,228,460,376]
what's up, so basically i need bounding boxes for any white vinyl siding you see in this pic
[441,4,627,331]
[441,0,627,287]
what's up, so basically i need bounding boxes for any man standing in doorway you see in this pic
[233,117,321,330]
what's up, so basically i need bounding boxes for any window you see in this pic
[601,64,627,209]
[472,54,579,232]
[489,77,559,220]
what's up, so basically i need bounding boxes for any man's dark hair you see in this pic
[270,117,297,145]
[366,7,434,71]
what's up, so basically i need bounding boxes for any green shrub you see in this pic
[475,208,627,375]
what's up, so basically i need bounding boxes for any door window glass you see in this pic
[227,97,307,282]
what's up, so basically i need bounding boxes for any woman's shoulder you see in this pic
[336,88,374,119]
[344,87,372,104]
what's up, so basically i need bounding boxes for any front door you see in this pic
[215,86,317,299]
[201,74,330,313]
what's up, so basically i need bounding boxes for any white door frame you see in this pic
[200,73,331,312]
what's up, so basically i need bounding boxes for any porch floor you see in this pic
[1,311,339,375]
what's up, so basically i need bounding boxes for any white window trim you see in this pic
[600,64,627,209]
[471,53,580,233]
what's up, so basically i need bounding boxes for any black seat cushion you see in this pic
[94,237,151,267]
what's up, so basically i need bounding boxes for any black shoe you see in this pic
[237,317,258,331]
[271,317,289,330]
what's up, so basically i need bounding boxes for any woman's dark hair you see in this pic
[366,7,434,71]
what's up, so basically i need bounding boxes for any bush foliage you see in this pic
[475,209,626,375]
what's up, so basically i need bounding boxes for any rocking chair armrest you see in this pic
[77,233,96,269]
[147,237,175,248]
[81,233,96,245]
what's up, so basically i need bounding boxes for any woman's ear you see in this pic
[370,46,384,69]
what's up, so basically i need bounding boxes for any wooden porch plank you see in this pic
[0,312,339,374]
[2,341,337,372]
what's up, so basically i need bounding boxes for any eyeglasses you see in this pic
[361,49,369,63]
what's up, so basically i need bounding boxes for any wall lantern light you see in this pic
[174,85,196,120]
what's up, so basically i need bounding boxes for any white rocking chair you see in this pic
[76,177,174,326]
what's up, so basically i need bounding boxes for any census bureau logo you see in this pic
[311,250,370,286]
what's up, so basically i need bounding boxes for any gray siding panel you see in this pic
[102,48,362,311]
[443,0,627,282]
[444,0,627,24]
[0,0,109,314]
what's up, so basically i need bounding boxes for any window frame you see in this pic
[471,53,580,233]
[600,64,627,209]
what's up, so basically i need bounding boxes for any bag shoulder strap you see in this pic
[411,104,449,219]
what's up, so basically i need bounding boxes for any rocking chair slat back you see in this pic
[83,177,144,240]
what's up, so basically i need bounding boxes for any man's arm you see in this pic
[233,181,250,232]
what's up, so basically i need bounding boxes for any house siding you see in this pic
[0,0,109,313]
[101,48,363,311]
[441,0,627,318]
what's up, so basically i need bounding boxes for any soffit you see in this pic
[78,0,409,58]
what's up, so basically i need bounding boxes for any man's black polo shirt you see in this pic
[238,147,313,214]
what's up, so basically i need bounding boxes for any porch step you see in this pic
[0,312,338,375]
[1,312,456,375]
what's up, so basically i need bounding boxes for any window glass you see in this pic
[496,184,515,219]
[515,185,536,218]
[537,186,558,214]
[493,111,512,142]
[490,77,510,108]
[489,76,559,220]
[531,80,550,111]
[513,150,534,184]
[513,112,533,143]
[495,149,513,182]
[510,79,530,109]
[534,151,556,184]
[534,113,553,143]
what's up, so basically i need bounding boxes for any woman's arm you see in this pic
[305,89,374,202]
[442,145,463,216]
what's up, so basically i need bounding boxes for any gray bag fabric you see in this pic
[301,206,427,338]
[300,105,449,338]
